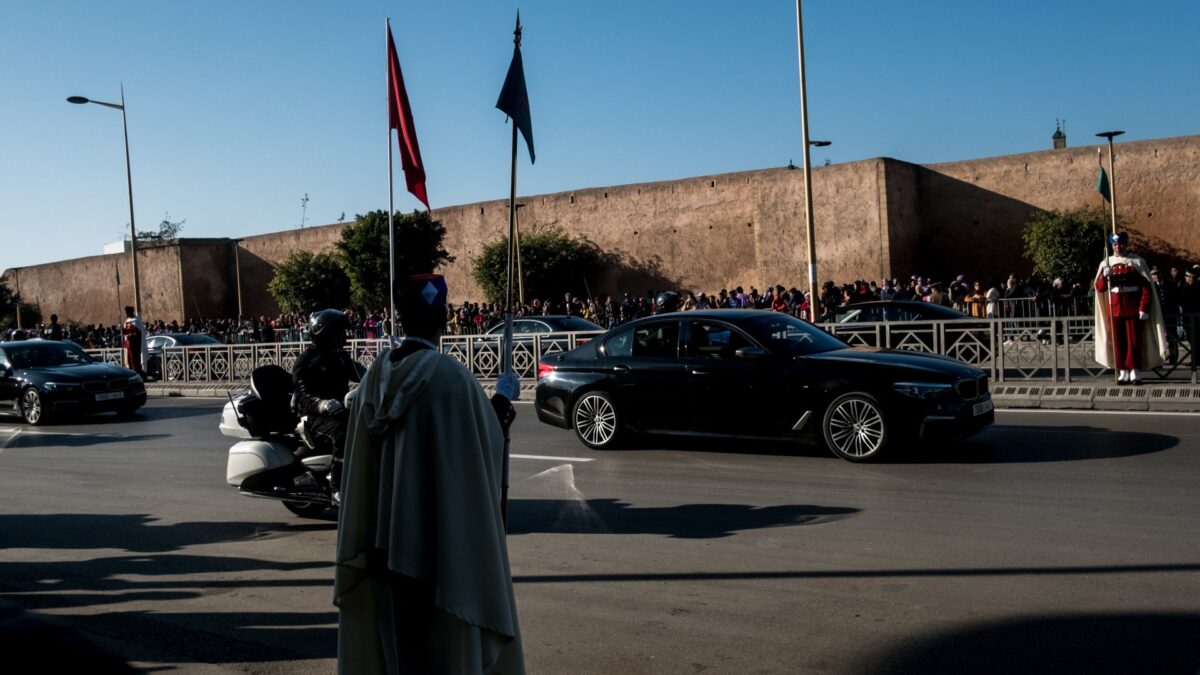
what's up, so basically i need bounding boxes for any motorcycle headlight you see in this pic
[44,382,79,391]
[892,382,952,399]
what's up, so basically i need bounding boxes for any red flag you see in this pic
[387,23,428,208]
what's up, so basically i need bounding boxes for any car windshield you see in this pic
[742,314,847,356]
[6,342,95,369]
[172,334,221,345]
[554,317,604,331]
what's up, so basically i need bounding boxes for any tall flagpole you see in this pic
[387,19,397,338]
[499,15,524,529]
[795,0,818,313]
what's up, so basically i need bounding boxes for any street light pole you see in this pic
[68,85,141,316]
[1095,130,1124,237]
[795,0,819,314]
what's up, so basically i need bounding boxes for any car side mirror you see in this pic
[1,363,11,377]
[734,346,768,360]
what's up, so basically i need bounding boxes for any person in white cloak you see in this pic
[1093,231,1169,384]
[335,274,524,675]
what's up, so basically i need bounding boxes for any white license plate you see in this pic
[96,392,124,401]
[973,398,994,416]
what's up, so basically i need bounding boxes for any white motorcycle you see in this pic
[219,364,350,518]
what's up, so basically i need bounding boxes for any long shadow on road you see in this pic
[912,424,1179,463]
[508,498,857,538]
[0,513,334,552]
[859,611,1200,675]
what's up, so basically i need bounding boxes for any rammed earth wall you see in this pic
[6,135,1199,323]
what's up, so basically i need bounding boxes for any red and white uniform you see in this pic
[1093,254,1168,370]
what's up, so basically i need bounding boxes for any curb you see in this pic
[147,381,1200,412]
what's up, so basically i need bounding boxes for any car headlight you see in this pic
[130,374,144,383]
[892,382,952,399]
[43,382,80,391]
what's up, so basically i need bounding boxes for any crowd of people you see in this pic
[7,263,1200,346]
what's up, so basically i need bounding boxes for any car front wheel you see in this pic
[20,387,49,426]
[822,392,889,462]
[572,391,621,449]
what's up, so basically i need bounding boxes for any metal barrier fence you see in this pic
[86,315,1197,385]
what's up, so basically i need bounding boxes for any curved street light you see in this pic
[68,86,141,315]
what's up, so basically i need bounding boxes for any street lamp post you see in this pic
[1095,130,1124,237]
[68,85,141,316]
[794,0,821,314]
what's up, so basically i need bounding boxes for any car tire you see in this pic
[20,387,50,426]
[571,391,622,449]
[283,500,329,518]
[821,392,889,462]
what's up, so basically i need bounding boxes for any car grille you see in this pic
[82,378,129,393]
[956,376,988,400]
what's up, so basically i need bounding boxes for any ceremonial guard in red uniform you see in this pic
[1093,232,1168,384]
[121,305,147,376]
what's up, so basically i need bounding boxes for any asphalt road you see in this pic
[1,400,1198,674]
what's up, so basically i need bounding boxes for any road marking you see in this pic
[510,453,594,463]
[997,409,1200,417]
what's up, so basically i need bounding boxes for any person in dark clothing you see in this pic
[45,314,63,341]
[292,309,361,501]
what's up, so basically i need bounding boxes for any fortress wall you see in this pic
[916,135,1200,280]
[6,135,1198,322]
[2,245,185,325]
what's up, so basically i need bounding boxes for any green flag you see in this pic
[496,15,534,164]
[1096,166,1111,202]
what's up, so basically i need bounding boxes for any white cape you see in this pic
[1092,253,1169,369]
[335,348,523,675]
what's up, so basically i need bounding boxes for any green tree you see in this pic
[1022,208,1109,284]
[125,213,185,247]
[472,226,607,305]
[0,279,40,331]
[267,251,351,315]
[335,210,454,310]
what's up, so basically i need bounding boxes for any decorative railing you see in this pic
[85,315,1197,385]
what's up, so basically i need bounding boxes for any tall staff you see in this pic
[496,11,536,525]
[386,18,430,336]
[1096,130,1124,383]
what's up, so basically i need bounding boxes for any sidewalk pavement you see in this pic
[146,380,1200,412]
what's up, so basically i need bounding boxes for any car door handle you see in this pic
[612,364,630,373]
[690,369,710,377]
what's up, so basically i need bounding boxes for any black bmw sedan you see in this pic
[534,310,993,462]
[0,340,147,425]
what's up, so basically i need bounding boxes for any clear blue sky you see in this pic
[2,1,1197,276]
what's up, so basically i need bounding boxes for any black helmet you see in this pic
[655,291,681,314]
[308,309,350,350]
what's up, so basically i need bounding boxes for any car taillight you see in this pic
[537,362,555,380]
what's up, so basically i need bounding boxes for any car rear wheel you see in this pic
[20,387,49,426]
[572,391,621,449]
[822,392,888,462]
[283,500,329,518]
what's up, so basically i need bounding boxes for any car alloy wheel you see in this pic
[823,392,888,461]
[572,391,619,449]
[20,387,48,426]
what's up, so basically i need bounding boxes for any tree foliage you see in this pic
[0,279,40,331]
[335,210,454,310]
[129,213,185,247]
[1022,208,1110,284]
[267,251,351,315]
[472,226,608,305]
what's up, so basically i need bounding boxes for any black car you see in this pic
[0,340,147,425]
[145,332,222,380]
[829,300,967,324]
[485,315,604,335]
[535,310,993,462]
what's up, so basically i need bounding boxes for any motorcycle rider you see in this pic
[292,309,361,503]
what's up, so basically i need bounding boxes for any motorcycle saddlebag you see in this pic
[226,440,295,486]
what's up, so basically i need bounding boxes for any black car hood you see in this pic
[19,363,137,382]
[803,347,980,378]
